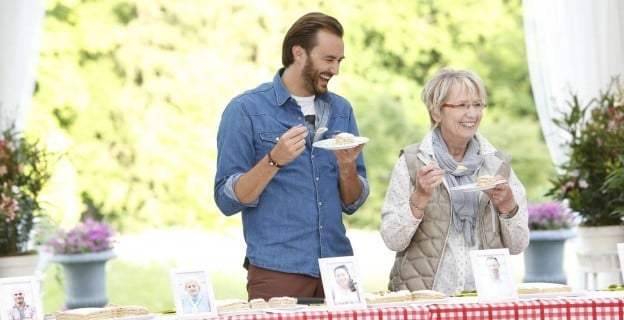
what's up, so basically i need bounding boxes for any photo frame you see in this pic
[0,276,43,320]
[617,243,624,281]
[170,268,218,318]
[469,248,518,302]
[318,256,366,309]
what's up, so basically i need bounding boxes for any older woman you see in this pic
[380,68,529,296]
[181,279,211,314]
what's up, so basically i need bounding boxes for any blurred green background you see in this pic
[31,0,554,313]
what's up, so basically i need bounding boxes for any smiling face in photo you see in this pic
[184,280,201,296]
[13,289,26,305]
[334,266,350,288]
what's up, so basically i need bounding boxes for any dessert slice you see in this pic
[334,132,356,145]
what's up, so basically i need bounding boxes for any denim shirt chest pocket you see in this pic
[258,130,284,157]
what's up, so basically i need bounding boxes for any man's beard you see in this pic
[302,59,328,95]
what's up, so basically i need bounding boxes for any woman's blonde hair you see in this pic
[421,68,487,128]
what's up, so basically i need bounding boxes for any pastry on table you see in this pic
[517,282,573,294]
[365,290,411,304]
[249,298,269,309]
[268,296,297,308]
[55,308,114,320]
[410,289,447,300]
[109,305,149,317]
[216,299,250,313]
[55,305,150,320]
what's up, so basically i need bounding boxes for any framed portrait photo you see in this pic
[318,256,366,309]
[170,268,217,318]
[469,248,518,302]
[0,276,43,320]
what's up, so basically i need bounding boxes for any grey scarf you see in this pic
[432,127,482,246]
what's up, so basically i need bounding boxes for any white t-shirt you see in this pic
[292,95,315,116]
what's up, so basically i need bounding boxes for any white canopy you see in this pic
[523,0,624,167]
[0,1,45,133]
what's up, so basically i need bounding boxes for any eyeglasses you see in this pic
[442,102,486,112]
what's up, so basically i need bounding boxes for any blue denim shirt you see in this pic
[214,69,370,277]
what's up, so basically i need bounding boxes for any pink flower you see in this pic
[528,202,575,230]
[562,181,575,192]
[0,193,19,222]
[48,219,116,254]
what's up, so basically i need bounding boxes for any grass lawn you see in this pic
[42,260,248,314]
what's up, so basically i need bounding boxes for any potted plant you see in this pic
[546,76,624,287]
[523,201,576,284]
[48,218,117,309]
[0,127,54,277]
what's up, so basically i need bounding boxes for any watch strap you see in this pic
[267,150,284,168]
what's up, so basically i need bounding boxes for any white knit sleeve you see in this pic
[380,154,421,252]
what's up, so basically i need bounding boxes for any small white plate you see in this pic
[116,314,158,320]
[366,300,413,308]
[218,309,266,316]
[450,179,507,192]
[518,290,585,299]
[312,137,369,150]
[367,298,449,308]
[409,298,451,305]
[264,305,308,313]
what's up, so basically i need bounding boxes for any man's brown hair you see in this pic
[281,12,343,67]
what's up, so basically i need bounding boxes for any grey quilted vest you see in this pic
[388,143,511,292]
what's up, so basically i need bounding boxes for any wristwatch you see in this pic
[267,150,284,168]
[499,204,519,219]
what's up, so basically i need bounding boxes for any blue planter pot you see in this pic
[523,229,576,284]
[51,250,116,309]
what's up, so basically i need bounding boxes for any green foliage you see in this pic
[545,79,624,226]
[0,128,56,256]
[31,0,550,232]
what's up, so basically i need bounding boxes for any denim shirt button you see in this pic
[275,137,279,141]
[318,202,322,206]
[319,225,323,229]
[315,177,319,181]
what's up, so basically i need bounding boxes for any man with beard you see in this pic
[214,12,369,300]
[8,288,36,320]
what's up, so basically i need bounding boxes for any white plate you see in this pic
[312,137,369,150]
[518,290,585,299]
[409,298,451,305]
[450,179,507,192]
[366,300,413,308]
[117,314,157,320]
[264,305,308,313]
[218,309,266,316]
[367,298,449,308]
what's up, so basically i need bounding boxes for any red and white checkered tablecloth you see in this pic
[218,296,624,320]
[426,297,624,320]
[219,305,429,320]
